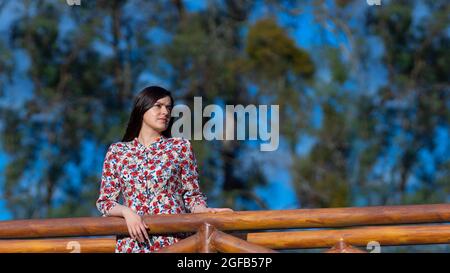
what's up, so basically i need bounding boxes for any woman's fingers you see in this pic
[127,227,134,240]
[131,226,141,242]
[213,208,233,212]
[138,224,146,242]
[139,223,150,241]
[142,218,149,229]
[126,218,150,242]
[129,226,136,241]
[133,227,139,241]
[135,225,145,242]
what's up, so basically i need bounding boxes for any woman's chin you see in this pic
[153,125,168,133]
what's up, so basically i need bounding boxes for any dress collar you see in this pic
[133,135,167,150]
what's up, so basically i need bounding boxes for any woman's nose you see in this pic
[161,106,170,115]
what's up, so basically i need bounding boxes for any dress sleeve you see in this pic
[96,143,121,216]
[179,139,208,212]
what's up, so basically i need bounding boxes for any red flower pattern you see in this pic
[96,136,207,253]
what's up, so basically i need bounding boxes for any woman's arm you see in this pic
[96,144,121,216]
[191,203,233,213]
[179,139,233,214]
[179,139,208,211]
[106,202,133,217]
[96,144,149,243]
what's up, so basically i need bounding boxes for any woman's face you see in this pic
[142,96,172,133]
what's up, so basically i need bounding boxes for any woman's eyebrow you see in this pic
[154,103,173,107]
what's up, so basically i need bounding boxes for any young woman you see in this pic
[96,86,233,253]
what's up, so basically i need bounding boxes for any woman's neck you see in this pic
[137,127,162,147]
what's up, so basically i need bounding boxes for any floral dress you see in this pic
[96,136,208,253]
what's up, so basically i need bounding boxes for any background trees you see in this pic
[0,0,448,226]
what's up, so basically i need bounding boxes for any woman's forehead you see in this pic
[155,96,172,104]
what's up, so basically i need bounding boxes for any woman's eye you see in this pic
[153,104,172,111]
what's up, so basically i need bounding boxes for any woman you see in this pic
[96,86,233,253]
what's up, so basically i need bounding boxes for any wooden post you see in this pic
[198,223,215,253]
[324,238,367,253]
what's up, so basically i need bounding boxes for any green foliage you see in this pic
[0,0,448,223]
[293,98,352,208]
[361,0,450,204]
[246,18,314,79]
[0,0,149,218]
[159,5,316,208]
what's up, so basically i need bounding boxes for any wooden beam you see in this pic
[211,230,277,253]
[154,233,199,253]
[0,224,448,252]
[0,217,128,239]
[244,224,450,249]
[0,204,449,239]
[0,237,115,253]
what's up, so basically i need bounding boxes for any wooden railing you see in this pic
[0,203,449,253]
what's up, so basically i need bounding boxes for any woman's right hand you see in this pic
[122,208,150,243]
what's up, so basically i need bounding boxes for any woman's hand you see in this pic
[192,206,234,214]
[122,208,150,243]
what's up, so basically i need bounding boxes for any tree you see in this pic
[158,1,315,209]
[1,0,156,218]
[362,0,450,204]
[0,0,316,217]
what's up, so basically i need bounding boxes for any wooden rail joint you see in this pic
[197,223,215,253]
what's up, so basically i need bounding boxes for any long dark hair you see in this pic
[122,86,174,142]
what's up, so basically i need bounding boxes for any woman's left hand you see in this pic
[192,207,234,213]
